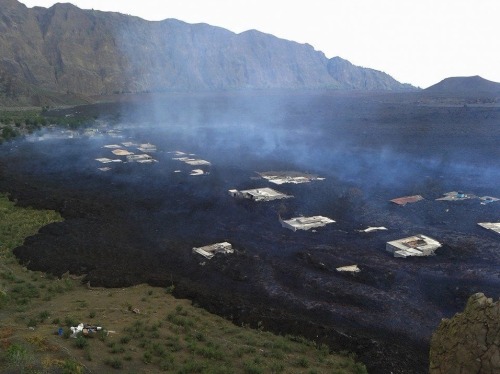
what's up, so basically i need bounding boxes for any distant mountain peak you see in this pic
[425,75,500,95]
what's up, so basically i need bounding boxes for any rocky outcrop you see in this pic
[429,293,500,374]
[0,0,415,105]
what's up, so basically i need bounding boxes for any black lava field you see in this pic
[1,91,499,374]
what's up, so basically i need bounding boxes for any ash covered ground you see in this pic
[1,91,499,374]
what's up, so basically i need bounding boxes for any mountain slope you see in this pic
[425,75,500,96]
[0,0,415,105]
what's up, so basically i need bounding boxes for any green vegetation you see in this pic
[0,108,96,143]
[0,192,367,373]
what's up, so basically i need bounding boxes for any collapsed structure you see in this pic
[436,191,474,201]
[477,222,500,235]
[192,242,234,259]
[386,234,442,258]
[228,187,291,202]
[390,195,424,206]
[279,215,335,231]
[257,171,324,185]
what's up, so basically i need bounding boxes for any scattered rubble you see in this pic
[390,195,424,206]
[386,234,442,258]
[193,242,234,259]
[279,215,335,231]
[477,222,500,235]
[70,323,102,338]
[228,188,292,202]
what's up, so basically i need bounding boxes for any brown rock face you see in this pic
[0,0,414,105]
[429,293,500,374]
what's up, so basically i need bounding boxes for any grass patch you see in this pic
[0,192,367,374]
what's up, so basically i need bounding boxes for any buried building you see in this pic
[436,191,475,201]
[228,187,291,202]
[279,215,335,231]
[257,171,324,185]
[390,195,424,206]
[386,234,442,258]
[477,222,500,235]
[192,242,234,259]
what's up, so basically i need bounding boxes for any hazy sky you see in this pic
[19,0,500,88]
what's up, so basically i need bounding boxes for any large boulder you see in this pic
[429,293,500,374]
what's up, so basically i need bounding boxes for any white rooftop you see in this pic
[280,215,335,231]
[258,171,322,185]
[112,149,134,156]
[386,234,441,258]
[192,242,234,259]
[478,222,500,235]
[231,187,291,202]
[358,226,388,233]
[95,158,122,164]
[336,265,360,273]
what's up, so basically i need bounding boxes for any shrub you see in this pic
[75,334,88,349]
[105,358,123,369]
[62,359,83,374]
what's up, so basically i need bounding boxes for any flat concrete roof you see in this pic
[112,149,134,156]
[436,191,475,201]
[478,222,500,235]
[387,234,441,258]
[258,171,322,185]
[230,187,291,201]
[280,215,335,231]
[336,265,360,273]
[192,242,234,259]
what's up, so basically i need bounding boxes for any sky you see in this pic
[19,0,500,88]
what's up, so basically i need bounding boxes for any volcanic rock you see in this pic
[429,293,500,374]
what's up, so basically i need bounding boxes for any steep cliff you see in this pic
[429,293,500,374]
[0,0,414,105]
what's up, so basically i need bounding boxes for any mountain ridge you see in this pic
[0,0,415,105]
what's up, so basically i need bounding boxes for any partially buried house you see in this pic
[192,242,234,259]
[477,222,500,235]
[228,187,291,202]
[279,215,335,231]
[390,195,424,206]
[386,234,442,258]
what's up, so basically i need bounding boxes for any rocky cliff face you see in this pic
[429,293,500,374]
[0,0,414,105]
